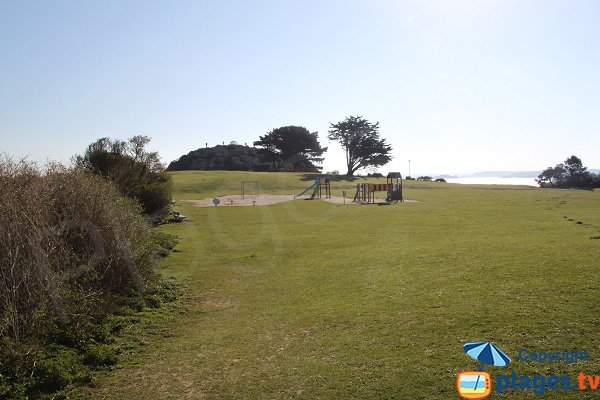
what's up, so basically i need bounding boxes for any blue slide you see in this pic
[294,180,319,198]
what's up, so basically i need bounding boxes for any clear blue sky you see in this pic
[1,0,599,176]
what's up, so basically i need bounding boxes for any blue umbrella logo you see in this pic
[464,341,511,371]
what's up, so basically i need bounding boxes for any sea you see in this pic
[445,177,538,186]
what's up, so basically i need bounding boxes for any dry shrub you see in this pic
[0,157,158,342]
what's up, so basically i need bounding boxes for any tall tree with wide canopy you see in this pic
[328,115,392,175]
[253,126,326,172]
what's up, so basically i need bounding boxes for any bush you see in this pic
[0,157,182,397]
[0,372,21,398]
[434,178,446,183]
[45,321,112,350]
[367,172,384,178]
[74,136,172,214]
[82,344,118,368]
[0,282,178,397]
[417,176,432,181]
[0,339,37,397]
[32,345,90,393]
[0,157,158,342]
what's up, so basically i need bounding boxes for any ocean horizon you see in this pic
[445,177,538,186]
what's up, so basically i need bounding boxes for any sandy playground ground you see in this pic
[182,194,417,207]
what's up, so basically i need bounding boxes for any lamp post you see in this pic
[408,159,411,178]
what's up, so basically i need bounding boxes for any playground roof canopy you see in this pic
[387,172,403,178]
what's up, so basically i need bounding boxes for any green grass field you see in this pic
[74,172,600,399]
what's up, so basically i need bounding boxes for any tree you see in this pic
[536,165,566,187]
[536,155,598,188]
[253,126,326,172]
[563,155,587,185]
[74,136,172,214]
[328,116,392,175]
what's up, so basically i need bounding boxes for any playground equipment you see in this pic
[387,172,403,202]
[353,172,403,204]
[294,177,331,199]
[241,181,260,199]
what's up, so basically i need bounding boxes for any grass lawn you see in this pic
[72,172,600,399]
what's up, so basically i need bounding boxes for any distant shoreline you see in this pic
[445,177,538,186]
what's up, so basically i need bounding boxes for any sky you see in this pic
[1,0,599,176]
